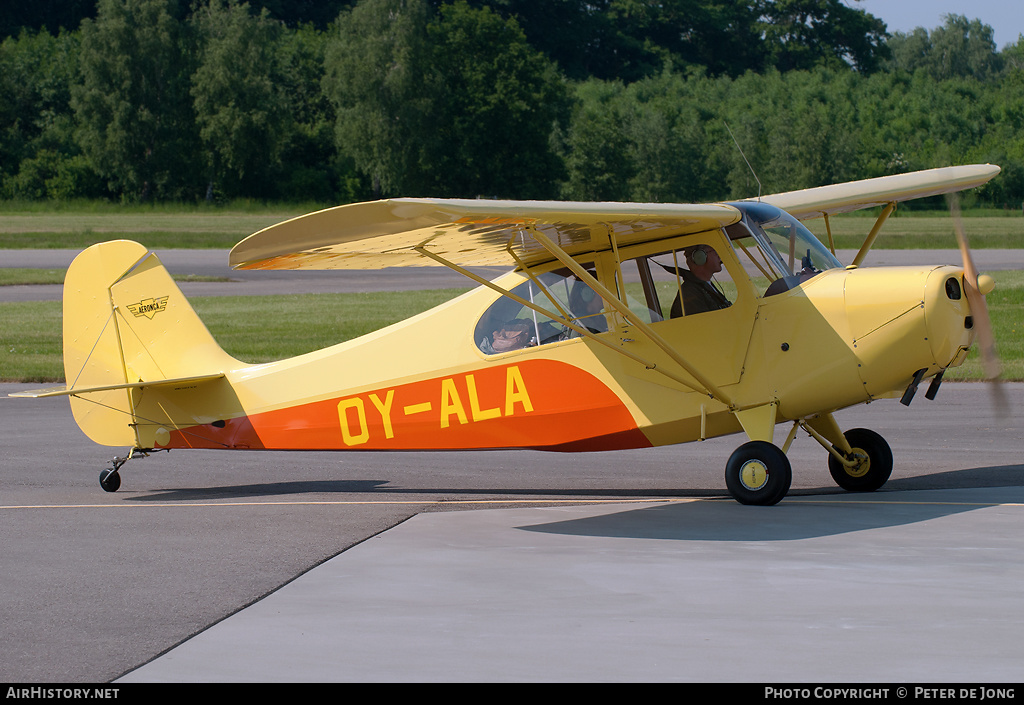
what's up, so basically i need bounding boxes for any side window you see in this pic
[626,244,736,322]
[475,265,604,354]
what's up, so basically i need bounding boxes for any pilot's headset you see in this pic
[688,245,708,267]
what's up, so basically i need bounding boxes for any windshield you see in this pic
[732,201,840,275]
[727,201,841,295]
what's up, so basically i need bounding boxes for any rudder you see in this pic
[62,240,240,446]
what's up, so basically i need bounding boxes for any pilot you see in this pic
[669,244,732,317]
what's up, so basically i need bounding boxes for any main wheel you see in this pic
[828,428,892,492]
[725,441,792,506]
[99,469,121,493]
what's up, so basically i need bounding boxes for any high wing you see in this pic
[229,164,1001,272]
[229,200,741,271]
[756,164,1001,220]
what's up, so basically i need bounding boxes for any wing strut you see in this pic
[415,243,727,400]
[526,226,735,407]
[414,246,659,369]
[852,202,895,267]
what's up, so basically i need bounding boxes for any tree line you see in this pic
[1,0,1022,207]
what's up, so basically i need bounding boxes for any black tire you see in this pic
[828,428,892,492]
[725,441,792,506]
[99,469,121,493]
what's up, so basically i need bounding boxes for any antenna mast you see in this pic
[724,121,761,201]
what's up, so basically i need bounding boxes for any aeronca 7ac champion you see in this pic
[12,164,1005,505]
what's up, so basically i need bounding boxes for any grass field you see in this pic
[0,290,471,382]
[0,205,1021,250]
[0,269,230,286]
[1,206,1021,383]
[0,205,309,249]
[1,271,1021,383]
[803,212,1024,250]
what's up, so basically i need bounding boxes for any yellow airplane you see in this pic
[12,164,1003,505]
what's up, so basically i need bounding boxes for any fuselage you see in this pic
[137,225,976,454]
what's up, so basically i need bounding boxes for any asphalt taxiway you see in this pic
[3,247,1023,682]
[2,382,1022,682]
[120,488,1024,683]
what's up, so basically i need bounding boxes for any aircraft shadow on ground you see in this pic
[515,498,971,542]
[518,471,1024,542]
[124,463,1023,508]
[126,481,718,502]
[882,464,1024,491]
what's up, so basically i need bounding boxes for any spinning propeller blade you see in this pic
[948,194,1008,414]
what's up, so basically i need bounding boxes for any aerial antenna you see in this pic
[724,121,761,201]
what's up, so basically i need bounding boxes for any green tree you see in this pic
[273,23,354,202]
[1002,36,1024,73]
[557,79,632,201]
[757,0,889,74]
[456,0,620,81]
[0,29,85,196]
[71,0,198,200]
[462,1,888,80]
[191,0,294,199]
[323,0,433,196]
[887,14,1002,81]
[418,1,570,198]
[324,0,569,198]
[0,1,97,39]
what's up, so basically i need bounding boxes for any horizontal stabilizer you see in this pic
[10,373,226,399]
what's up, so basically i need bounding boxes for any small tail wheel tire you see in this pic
[725,441,792,506]
[828,428,892,492]
[99,469,121,493]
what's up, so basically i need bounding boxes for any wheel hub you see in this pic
[843,449,871,478]
[739,459,769,491]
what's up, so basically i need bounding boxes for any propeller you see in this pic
[948,193,1008,415]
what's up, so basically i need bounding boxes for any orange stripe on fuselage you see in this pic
[164,360,650,452]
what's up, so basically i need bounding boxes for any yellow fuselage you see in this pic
[116,256,973,455]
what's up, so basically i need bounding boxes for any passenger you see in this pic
[489,319,534,353]
[561,280,607,339]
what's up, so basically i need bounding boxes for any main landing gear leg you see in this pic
[826,428,893,492]
[796,417,893,493]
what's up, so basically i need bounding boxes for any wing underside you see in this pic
[230,200,742,271]
[228,165,1001,272]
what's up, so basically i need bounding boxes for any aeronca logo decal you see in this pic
[126,296,169,319]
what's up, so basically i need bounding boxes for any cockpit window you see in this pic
[623,244,737,324]
[728,202,841,296]
[475,265,605,354]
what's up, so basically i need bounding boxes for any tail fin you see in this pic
[57,240,240,446]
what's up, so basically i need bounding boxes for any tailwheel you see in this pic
[99,468,121,493]
[828,428,892,492]
[725,441,792,506]
[98,449,153,493]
